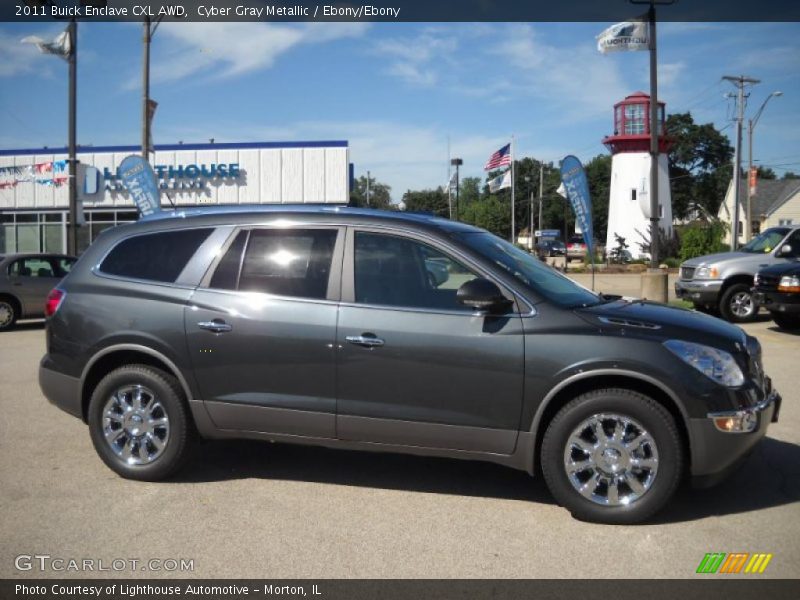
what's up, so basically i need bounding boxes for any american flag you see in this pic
[484,143,511,170]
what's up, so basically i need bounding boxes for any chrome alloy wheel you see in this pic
[102,385,170,465]
[563,413,659,507]
[729,291,754,319]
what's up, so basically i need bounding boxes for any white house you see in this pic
[718,177,800,245]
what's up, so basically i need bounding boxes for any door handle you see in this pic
[197,319,232,333]
[346,334,385,348]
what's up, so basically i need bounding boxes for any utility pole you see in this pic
[67,18,78,255]
[450,158,463,220]
[746,91,782,242]
[538,161,544,241]
[723,75,760,250]
[631,0,673,302]
[142,15,163,159]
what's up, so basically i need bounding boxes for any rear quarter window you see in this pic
[99,228,213,283]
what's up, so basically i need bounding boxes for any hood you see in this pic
[682,250,775,271]
[576,299,747,353]
[758,259,800,277]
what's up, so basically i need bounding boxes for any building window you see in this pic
[659,204,663,218]
[624,103,646,135]
[751,221,761,236]
[779,218,794,226]
[631,189,637,201]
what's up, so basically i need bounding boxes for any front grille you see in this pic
[756,274,780,291]
[680,266,695,280]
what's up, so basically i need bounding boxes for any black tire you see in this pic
[88,364,193,481]
[719,283,757,323]
[692,303,719,316]
[541,388,683,524]
[771,312,800,330]
[0,296,18,331]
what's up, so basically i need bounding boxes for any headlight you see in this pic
[753,272,760,286]
[694,266,719,279]
[663,340,744,387]
[778,275,800,292]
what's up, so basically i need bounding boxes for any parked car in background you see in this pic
[753,260,800,330]
[675,226,800,322]
[0,253,77,331]
[40,206,781,524]
[535,239,566,259]
[566,234,587,260]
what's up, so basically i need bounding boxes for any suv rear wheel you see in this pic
[88,364,192,480]
[541,389,683,524]
[719,283,757,322]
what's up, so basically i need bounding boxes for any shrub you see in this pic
[678,220,728,261]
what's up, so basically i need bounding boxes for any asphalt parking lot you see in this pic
[1,307,798,579]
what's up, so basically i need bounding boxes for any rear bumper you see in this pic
[674,279,722,304]
[39,357,82,420]
[689,389,780,487]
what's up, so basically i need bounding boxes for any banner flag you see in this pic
[596,17,649,54]
[21,28,72,60]
[560,155,595,258]
[119,155,161,217]
[488,170,512,193]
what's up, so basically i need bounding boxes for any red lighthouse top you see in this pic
[603,91,672,154]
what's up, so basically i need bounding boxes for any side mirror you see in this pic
[778,244,793,257]
[457,278,512,313]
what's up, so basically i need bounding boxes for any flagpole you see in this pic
[510,135,515,244]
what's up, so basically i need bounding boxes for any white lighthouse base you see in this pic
[606,152,673,261]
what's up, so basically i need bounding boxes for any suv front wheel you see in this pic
[719,283,757,323]
[541,389,683,524]
[88,364,193,481]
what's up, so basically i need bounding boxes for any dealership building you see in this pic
[0,140,350,254]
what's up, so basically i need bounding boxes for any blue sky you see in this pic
[1,21,799,200]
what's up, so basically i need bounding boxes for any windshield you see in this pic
[456,231,601,308]
[740,228,789,254]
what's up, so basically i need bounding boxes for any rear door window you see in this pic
[9,257,56,278]
[99,228,213,283]
[209,228,338,300]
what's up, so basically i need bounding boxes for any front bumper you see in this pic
[753,290,800,313]
[674,279,723,304]
[689,386,781,487]
[39,356,82,420]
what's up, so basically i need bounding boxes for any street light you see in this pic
[746,91,783,241]
[142,15,165,158]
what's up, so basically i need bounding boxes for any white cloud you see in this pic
[490,24,633,121]
[128,22,368,88]
[374,29,459,87]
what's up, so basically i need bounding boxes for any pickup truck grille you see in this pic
[755,274,780,291]
[680,266,695,280]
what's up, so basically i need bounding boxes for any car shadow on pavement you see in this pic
[174,439,554,504]
[653,436,800,524]
[173,435,799,520]
[767,326,800,336]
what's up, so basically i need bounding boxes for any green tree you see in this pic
[458,176,482,206]
[460,196,511,239]
[350,174,393,209]
[783,171,799,179]
[666,113,734,218]
[678,220,728,261]
[402,187,449,218]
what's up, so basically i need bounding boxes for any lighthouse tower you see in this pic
[603,92,673,260]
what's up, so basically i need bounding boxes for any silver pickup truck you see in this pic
[675,226,800,322]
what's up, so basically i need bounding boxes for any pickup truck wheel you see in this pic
[719,283,757,323]
[771,313,800,330]
[0,297,18,331]
[88,364,192,481]
[541,389,683,524]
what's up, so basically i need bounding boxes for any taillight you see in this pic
[45,289,65,318]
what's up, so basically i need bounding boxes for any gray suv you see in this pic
[675,226,800,322]
[39,206,780,524]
